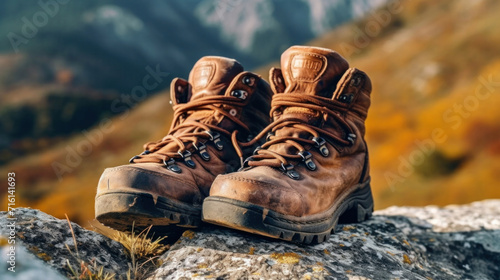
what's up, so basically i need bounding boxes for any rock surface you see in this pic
[152,200,500,280]
[1,200,499,280]
[0,208,129,279]
[0,244,67,280]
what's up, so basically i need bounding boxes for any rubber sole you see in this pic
[95,191,201,234]
[202,181,373,244]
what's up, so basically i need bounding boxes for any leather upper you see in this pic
[96,56,273,203]
[209,46,372,217]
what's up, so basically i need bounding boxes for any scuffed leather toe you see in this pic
[210,167,305,216]
[96,163,203,205]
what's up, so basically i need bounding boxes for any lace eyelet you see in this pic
[231,90,248,100]
[129,155,140,163]
[193,142,210,161]
[281,163,300,180]
[312,137,329,157]
[266,132,274,142]
[164,158,181,173]
[178,150,195,168]
[347,133,357,145]
[229,108,238,116]
[298,151,316,171]
[351,75,362,87]
[242,76,255,87]
[338,93,354,104]
[204,131,224,150]
[238,156,254,171]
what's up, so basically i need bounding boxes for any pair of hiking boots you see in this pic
[95,45,374,244]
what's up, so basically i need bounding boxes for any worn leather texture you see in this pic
[96,56,273,205]
[209,46,372,217]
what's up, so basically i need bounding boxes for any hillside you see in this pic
[253,0,500,207]
[0,93,173,224]
[2,0,500,226]
[0,0,383,95]
[314,0,500,207]
[0,0,382,165]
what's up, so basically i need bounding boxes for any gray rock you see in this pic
[376,199,500,233]
[150,200,500,280]
[0,244,67,280]
[0,208,129,278]
[2,201,500,280]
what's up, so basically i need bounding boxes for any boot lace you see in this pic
[242,93,357,179]
[129,95,253,172]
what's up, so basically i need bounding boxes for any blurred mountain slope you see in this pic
[0,92,173,224]
[0,0,382,91]
[303,0,500,207]
[2,0,500,226]
[0,0,383,165]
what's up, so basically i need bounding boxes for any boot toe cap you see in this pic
[210,167,305,216]
[96,163,202,205]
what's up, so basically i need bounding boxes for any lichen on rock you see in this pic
[1,200,499,279]
[0,208,129,278]
[150,199,500,279]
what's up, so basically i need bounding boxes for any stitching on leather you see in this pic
[288,52,328,82]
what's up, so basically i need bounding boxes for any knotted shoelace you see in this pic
[241,93,356,179]
[130,95,255,170]
[129,93,355,177]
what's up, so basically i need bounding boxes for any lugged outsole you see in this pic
[202,181,374,244]
[95,191,201,235]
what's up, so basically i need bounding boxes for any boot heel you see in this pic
[338,184,374,224]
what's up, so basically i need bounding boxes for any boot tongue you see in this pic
[188,56,244,101]
[150,57,243,156]
[176,56,245,131]
[279,46,350,124]
[281,45,349,97]
[269,46,350,156]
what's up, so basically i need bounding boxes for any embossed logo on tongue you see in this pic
[192,63,215,90]
[290,53,327,82]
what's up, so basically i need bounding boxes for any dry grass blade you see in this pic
[91,221,170,279]
[65,213,79,258]
[64,214,116,280]
[113,225,169,260]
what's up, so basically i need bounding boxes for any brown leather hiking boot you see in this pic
[95,56,273,233]
[203,46,374,244]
